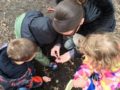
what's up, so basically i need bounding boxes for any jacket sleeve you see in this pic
[0,68,32,89]
[80,0,115,35]
[69,48,82,59]
[0,68,43,89]
[55,34,63,45]
[35,48,50,67]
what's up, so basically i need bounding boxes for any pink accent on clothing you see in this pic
[74,58,120,90]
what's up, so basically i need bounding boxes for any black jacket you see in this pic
[0,47,34,79]
[0,47,34,89]
[56,0,115,35]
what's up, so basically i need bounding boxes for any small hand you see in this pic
[42,76,51,82]
[55,51,71,63]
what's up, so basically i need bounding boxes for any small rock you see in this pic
[56,79,59,83]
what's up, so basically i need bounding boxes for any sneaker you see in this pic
[49,62,58,71]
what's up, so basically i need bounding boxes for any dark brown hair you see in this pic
[53,0,84,33]
[7,38,38,62]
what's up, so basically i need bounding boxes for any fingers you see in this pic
[43,76,51,82]
[51,44,61,58]
[46,77,51,82]
[51,50,57,57]
[56,50,60,57]
[55,53,70,63]
[55,58,65,64]
[51,48,58,57]
[51,50,60,58]
[55,59,63,63]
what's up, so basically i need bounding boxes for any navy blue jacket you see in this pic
[0,47,34,79]
[21,11,62,47]
[0,47,34,89]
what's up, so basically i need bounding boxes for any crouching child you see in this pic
[0,38,51,90]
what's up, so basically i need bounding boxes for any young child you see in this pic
[14,10,59,70]
[73,32,120,89]
[0,38,51,90]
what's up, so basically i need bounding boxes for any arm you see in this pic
[0,68,47,89]
[55,47,81,63]
[94,0,115,30]
[35,48,50,67]
[0,68,32,89]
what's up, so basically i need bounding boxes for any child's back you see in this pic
[0,38,50,90]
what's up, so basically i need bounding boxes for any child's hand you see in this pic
[73,78,87,88]
[42,76,51,82]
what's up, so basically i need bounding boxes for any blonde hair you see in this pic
[7,38,38,61]
[79,32,120,69]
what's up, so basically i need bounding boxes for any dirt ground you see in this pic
[0,0,120,90]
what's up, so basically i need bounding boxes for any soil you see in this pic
[0,0,120,90]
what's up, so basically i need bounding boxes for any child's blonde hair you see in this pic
[79,32,120,69]
[7,38,38,61]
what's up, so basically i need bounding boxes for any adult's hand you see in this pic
[51,44,61,58]
[55,51,71,63]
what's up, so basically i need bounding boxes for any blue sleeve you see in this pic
[69,49,82,59]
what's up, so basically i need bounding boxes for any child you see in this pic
[73,32,120,89]
[0,38,51,90]
[14,11,59,70]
